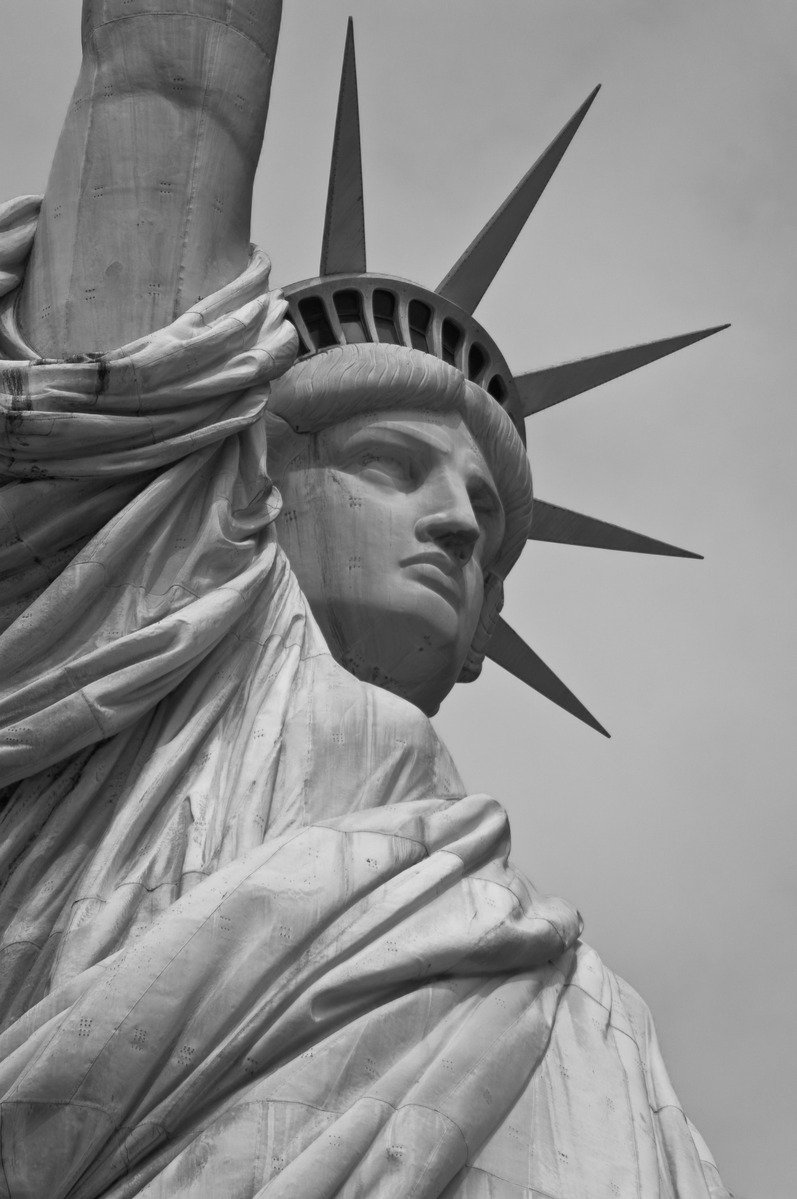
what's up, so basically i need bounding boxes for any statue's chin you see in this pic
[308,596,470,717]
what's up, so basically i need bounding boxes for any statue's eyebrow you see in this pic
[343,421,452,454]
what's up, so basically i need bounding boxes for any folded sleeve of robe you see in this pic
[0,196,298,786]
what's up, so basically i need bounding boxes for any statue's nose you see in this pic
[415,475,481,565]
[432,527,480,565]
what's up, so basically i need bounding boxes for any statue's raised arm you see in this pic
[0,0,296,785]
[20,0,282,356]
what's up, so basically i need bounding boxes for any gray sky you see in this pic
[3,2,795,1195]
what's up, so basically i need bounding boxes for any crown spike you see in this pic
[516,325,730,417]
[487,617,609,737]
[530,500,702,558]
[320,18,367,276]
[436,86,600,314]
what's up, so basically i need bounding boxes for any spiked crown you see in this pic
[280,19,727,737]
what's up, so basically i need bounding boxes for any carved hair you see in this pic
[267,342,533,681]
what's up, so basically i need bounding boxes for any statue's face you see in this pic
[275,408,505,714]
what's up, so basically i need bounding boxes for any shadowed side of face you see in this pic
[274,408,505,715]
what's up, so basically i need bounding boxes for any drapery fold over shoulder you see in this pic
[0,196,297,786]
[0,198,729,1197]
[0,795,582,1199]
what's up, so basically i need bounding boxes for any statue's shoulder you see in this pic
[564,940,657,1051]
[472,940,729,1196]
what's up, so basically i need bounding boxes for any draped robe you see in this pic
[0,199,729,1198]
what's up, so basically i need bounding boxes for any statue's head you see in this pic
[263,20,716,732]
[267,343,532,715]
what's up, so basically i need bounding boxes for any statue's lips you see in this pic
[400,551,463,606]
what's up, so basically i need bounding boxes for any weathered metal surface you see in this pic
[486,615,609,736]
[436,87,600,314]
[320,18,367,276]
[19,0,283,357]
[516,325,729,416]
[531,499,702,557]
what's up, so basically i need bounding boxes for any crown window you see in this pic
[487,374,507,402]
[468,343,487,382]
[441,319,462,366]
[333,289,368,344]
[372,289,400,345]
[408,300,432,353]
[297,296,337,351]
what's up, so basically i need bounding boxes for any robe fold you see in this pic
[0,198,730,1198]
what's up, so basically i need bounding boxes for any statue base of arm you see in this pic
[19,0,282,357]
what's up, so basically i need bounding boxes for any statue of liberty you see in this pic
[0,3,730,1195]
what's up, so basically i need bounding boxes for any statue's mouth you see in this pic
[401,550,458,575]
[400,552,463,606]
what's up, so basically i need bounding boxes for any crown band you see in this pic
[284,273,526,443]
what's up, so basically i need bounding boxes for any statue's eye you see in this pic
[357,451,414,487]
[469,485,499,524]
[469,483,505,560]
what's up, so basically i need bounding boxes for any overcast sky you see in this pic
[2,2,795,1196]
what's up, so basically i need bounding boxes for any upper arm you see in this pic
[18,1,283,357]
